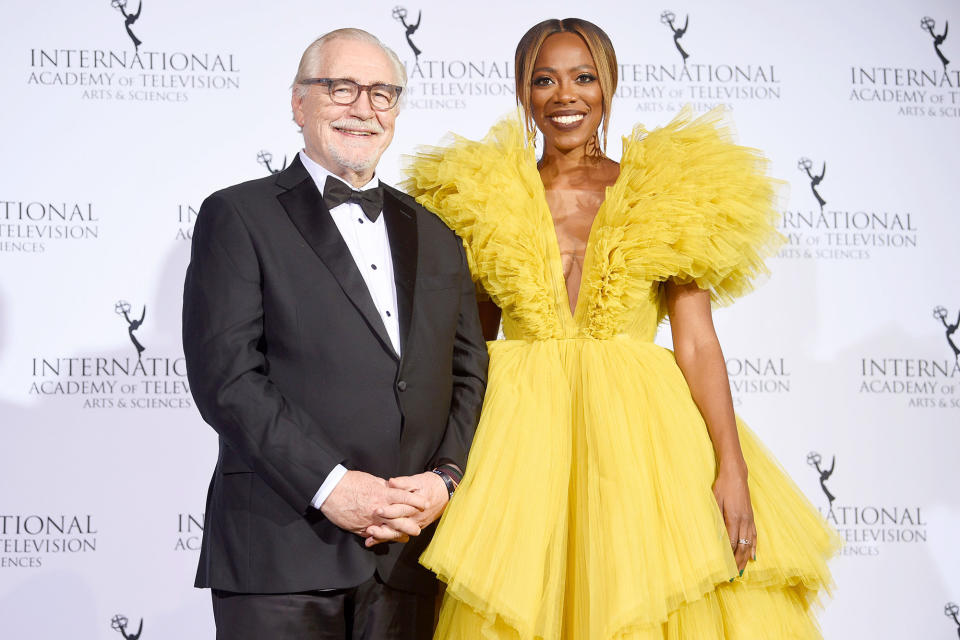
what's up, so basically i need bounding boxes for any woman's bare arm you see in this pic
[664,279,756,572]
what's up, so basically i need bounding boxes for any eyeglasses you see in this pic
[298,78,403,111]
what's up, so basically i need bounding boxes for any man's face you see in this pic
[292,38,400,186]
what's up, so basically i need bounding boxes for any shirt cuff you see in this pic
[310,464,348,510]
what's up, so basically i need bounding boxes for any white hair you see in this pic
[292,28,407,99]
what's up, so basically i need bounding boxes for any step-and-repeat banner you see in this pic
[1,1,958,638]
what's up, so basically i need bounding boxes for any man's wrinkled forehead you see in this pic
[317,39,400,86]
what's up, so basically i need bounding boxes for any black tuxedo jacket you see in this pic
[182,157,488,595]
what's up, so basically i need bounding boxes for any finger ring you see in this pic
[738,538,752,545]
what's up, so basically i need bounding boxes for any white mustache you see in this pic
[331,118,383,134]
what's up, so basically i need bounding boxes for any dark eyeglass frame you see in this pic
[298,77,403,111]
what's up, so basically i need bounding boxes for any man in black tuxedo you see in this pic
[182,28,488,639]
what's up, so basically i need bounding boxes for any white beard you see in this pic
[326,117,384,173]
[328,143,378,173]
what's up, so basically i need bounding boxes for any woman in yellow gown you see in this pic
[403,18,839,639]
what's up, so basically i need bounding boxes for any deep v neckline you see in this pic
[530,168,623,333]
[542,187,607,319]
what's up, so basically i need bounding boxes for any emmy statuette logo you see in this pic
[392,6,422,60]
[384,5,513,111]
[806,447,929,555]
[858,308,960,409]
[933,306,960,362]
[619,10,779,115]
[257,150,287,175]
[848,17,956,118]
[921,16,950,71]
[780,150,917,260]
[115,300,146,360]
[806,451,836,508]
[28,0,239,102]
[797,157,826,214]
[110,0,143,51]
[660,10,690,64]
[111,614,143,639]
[945,602,960,638]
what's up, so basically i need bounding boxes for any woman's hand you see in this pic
[713,459,757,573]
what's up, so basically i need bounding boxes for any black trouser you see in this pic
[211,575,435,640]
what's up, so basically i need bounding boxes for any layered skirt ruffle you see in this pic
[423,338,840,639]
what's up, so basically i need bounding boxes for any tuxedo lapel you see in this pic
[276,158,398,360]
[382,187,418,356]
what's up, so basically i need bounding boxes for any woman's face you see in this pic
[529,32,604,154]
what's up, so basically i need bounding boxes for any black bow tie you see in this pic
[322,175,384,222]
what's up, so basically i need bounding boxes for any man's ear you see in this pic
[291,90,305,128]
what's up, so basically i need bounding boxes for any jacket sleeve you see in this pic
[182,192,346,513]
[430,239,489,472]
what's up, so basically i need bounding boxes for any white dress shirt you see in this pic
[298,150,401,509]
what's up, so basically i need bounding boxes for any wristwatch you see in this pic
[431,468,457,500]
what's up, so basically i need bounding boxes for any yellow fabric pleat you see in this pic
[404,108,840,639]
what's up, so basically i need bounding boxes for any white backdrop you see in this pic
[1,1,958,638]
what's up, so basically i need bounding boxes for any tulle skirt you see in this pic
[422,337,839,639]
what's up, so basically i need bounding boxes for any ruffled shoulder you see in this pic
[401,115,565,339]
[599,106,785,307]
[400,114,538,254]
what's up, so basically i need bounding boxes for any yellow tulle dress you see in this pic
[402,108,840,640]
